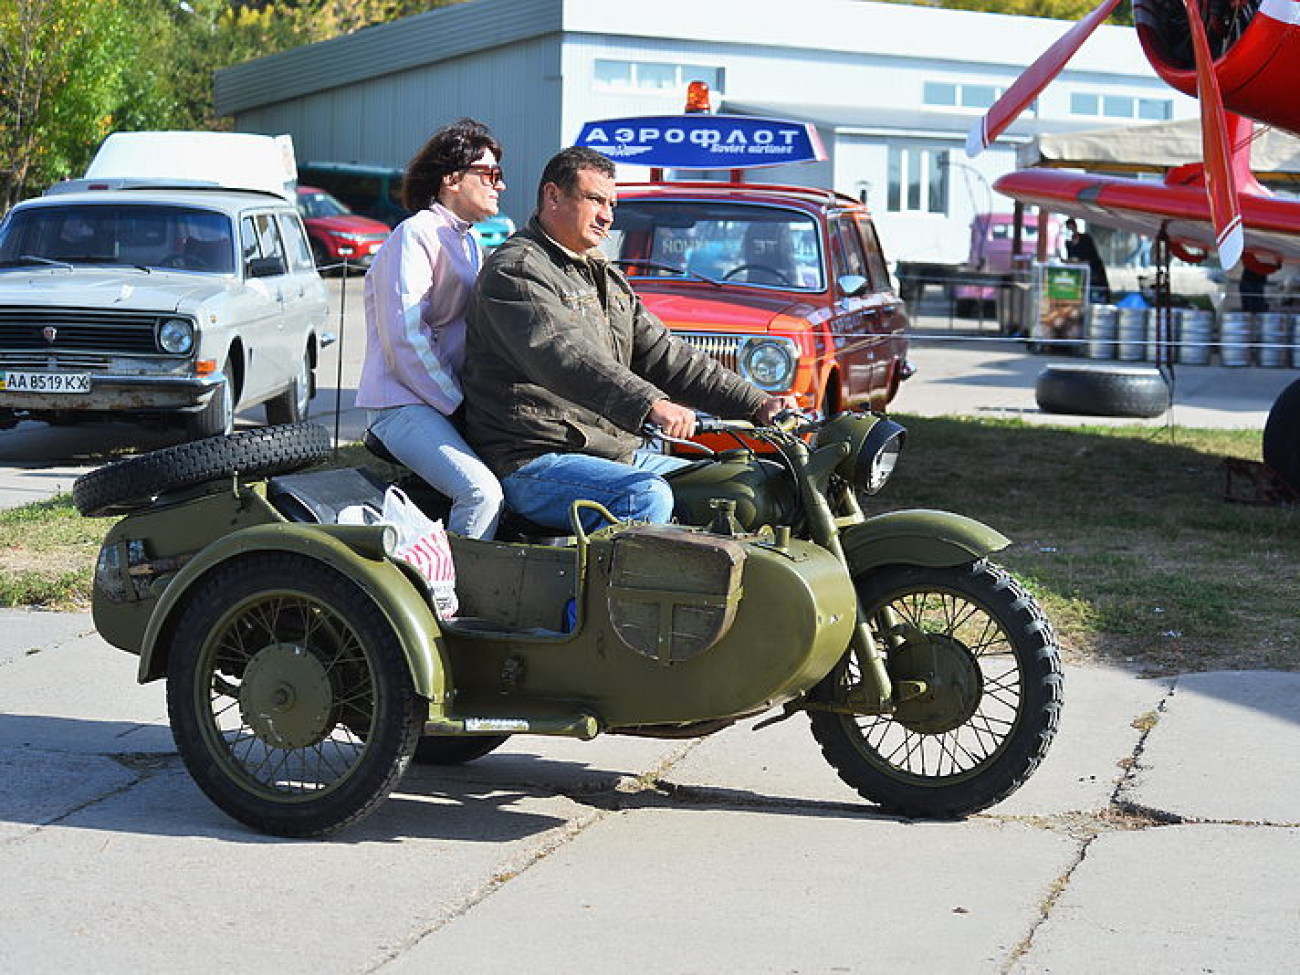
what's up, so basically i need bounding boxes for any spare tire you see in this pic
[1035,364,1171,419]
[73,423,333,517]
[1263,379,1300,495]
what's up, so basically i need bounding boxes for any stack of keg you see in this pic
[1178,309,1214,365]
[1257,312,1292,368]
[1085,304,1117,359]
[1218,310,1254,366]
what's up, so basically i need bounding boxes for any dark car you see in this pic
[294,186,390,272]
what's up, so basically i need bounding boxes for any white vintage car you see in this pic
[0,135,330,439]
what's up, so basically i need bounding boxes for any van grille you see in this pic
[677,331,743,372]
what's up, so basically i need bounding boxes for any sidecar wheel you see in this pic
[809,560,1063,818]
[72,423,332,517]
[165,552,425,837]
[412,735,510,765]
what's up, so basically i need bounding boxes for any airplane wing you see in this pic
[993,167,1300,267]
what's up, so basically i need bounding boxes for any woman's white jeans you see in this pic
[367,404,503,539]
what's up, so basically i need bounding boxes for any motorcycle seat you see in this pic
[363,426,575,546]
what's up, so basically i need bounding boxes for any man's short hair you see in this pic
[536,146,615,209]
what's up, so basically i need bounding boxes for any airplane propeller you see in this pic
[967,0,1244,269]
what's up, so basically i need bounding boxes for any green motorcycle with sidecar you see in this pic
[75,409,1062,837]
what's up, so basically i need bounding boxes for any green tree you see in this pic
[1,0,460,210]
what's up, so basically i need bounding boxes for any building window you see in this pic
[923,81,1001,110]
[1139,98,1172,120]
[594,60,724,95]
[887,146,949,215]
[1071,91,1172,120]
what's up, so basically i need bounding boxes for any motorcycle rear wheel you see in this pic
[809,560,1062,818]
[165,552,425,837]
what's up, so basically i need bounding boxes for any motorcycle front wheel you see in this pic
[809,560,1063,818]
[165,552,426,837]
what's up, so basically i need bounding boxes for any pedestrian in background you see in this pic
[1064,218,1111,304]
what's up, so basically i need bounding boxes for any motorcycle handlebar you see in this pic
[643,410,811,441]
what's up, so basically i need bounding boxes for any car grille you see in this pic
[0,308,177,358]
[677,331,743,372]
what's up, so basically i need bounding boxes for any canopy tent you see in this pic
[1016,117,1300,182]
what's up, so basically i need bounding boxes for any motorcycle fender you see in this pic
[137,524,448,704]
[841,509,1010,573]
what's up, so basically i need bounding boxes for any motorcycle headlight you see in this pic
[737,337,798,391]
[814,413,907,495]
[158,318,195,354]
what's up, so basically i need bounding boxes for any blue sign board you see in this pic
[575,115,826,169]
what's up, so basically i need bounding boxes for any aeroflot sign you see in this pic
[575,115,826,169]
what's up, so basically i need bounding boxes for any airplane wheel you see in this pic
[1263,379,1300,495]
[1035,364,1170,419]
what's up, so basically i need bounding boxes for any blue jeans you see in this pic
[368,405,504,539]
[502,450,689,533]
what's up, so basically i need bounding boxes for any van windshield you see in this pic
[603,201,824,291]
[0,204,236,274]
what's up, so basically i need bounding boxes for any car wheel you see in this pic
[184,360,236,440]
[266,351,313,425]
[165,552,425,837]
[71,423,332,517]
[1034,363,1170,418]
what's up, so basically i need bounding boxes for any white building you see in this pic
[215,0,1196,265]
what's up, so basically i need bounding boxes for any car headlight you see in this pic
[738,337,798,391]
[158,318,195,355]
[813,412,907,495]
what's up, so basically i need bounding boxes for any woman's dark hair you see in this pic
[402,118,503,212]
[536,146,615,209]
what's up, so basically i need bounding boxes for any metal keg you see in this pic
[1179,309,1214,365]
[1085,304,1117,359]
[1116,307,1147,361]
[1257,312,1291,368]
[1219,311,1254,367]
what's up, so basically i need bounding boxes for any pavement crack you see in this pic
[1000,679,1183,972]
[363,804,610,973]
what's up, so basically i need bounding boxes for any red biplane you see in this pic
[967,0,1300,494]
[969,0,1300,273]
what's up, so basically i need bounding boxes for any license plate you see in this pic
[0,370,92,393]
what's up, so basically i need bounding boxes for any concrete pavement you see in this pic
[2,608,1298,973]
[4,302,1300,971]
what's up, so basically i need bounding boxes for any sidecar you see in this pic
[78,424,857,837]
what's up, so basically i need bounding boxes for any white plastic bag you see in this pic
[339,488,457,618]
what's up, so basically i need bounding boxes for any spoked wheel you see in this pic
[809,560,1063,818]
[165,552,425,837]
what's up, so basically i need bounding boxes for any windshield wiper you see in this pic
[4,254,74,270]
[613,258,721,288]
[5,254,150,273]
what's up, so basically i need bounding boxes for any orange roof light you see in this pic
[685,81,712,114]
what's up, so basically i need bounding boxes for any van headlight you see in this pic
[158,318,195,354]
[738,337,798,391]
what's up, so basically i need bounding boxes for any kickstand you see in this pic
[752,701,803,732]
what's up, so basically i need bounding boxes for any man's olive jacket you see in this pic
[463,217,766,476]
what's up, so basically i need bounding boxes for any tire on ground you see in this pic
[72,423,333,517]
[1034,363,1170,419]
[1263,378,1300,495]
